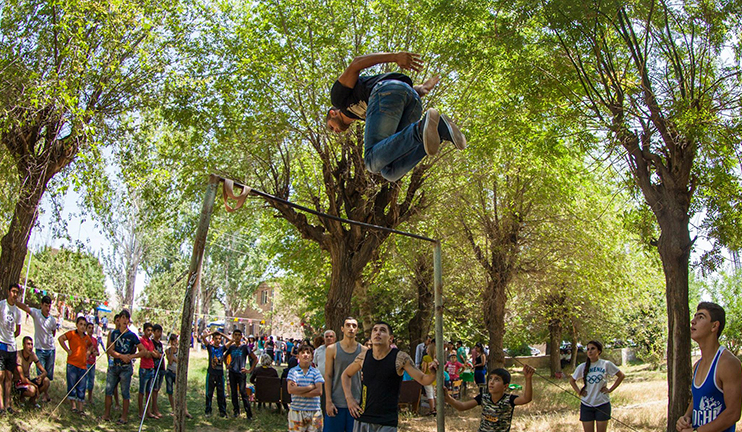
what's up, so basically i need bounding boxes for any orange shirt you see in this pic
[65,330,91,369]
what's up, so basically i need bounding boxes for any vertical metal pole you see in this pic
[434,241,445,432]
[22,250,33,302]
[174,174,220,432]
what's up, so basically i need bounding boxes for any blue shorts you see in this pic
[139,367,155,394]
[36,349,55,381]
[66,364,87,401]
[152,369,165,392]
[580,402,611,422]
[325,406,355,432]
[105,363,134,400]
[165,370,176,395]
[86,364,96,390]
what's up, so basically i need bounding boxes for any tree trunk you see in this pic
[123,264,137,312]
[1,115,77,293]
[0,182,44,293]
[657,212,692,431]
[485,278,507,370]
[548,318,562,377]
[356,280,375,342]
[408,254,433,352]
[324,243,366,336]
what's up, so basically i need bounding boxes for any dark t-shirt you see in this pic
[474,393,518,432]
[153,339,165,371]
[207,342,226,372]
[226,344,252,374]
[110,329,141,366]
[330,73,413,120]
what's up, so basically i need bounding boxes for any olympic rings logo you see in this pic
[586,375,603,384]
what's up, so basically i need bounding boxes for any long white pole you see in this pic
[22,249,33,302]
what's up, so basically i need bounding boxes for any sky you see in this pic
[28,186,147,309]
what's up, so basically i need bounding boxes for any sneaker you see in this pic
[422,108,441,156]
[439,114,467,149]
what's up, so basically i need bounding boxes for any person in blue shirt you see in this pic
[102,309,147,425]
[676,302,741,432]
[225,329,257,419]
[287,344,324,432]
[201,330,228,417]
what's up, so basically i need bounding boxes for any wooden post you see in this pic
[434,241,445,432]
[174,174,220,432]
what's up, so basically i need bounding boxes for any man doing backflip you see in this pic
[326,52,466,182]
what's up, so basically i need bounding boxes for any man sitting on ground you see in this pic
[16,336,49,408]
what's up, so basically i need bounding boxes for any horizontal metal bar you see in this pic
[217,176,437,243]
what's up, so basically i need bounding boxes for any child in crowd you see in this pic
[445,364,535,431]
[202,331,228,417]
[165,334,192,418]
[225,329,256,419]
[445,353,466,387]
[137,322,156,419]
[85,322,99,406]
[421,343,438,416]
[286,344,324,432]
[149,324,166,419]
[58,316,93,414]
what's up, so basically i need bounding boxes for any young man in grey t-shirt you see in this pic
[16,294,56,402]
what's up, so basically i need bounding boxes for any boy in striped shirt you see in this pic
[287,344,324,432]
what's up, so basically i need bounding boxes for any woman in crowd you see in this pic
[569,340,625,432]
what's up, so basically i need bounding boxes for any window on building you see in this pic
[261,290,269,305]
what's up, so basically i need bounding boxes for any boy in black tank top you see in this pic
[341,321,439,431]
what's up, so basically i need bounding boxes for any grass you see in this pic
[2,323,668,431]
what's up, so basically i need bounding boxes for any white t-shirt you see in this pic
[572,358,620,407]
[314,344,327,378]
[0,300,22,351]
[29,308,57,351]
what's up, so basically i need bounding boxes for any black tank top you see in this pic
[357,347,403,427]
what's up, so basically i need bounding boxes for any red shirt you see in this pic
[86,335,98,365]
[140,336,154,369]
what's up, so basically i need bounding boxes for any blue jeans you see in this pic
[325,406,355,432]
[139,367,155,394]
[36,349,55,381]
[66,364,87,401]
[86,364,96,390]
[364,80,425,182]
[105,363,134,400]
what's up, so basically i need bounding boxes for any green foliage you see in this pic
[696,271,742,356]
[622,288,667,368]
[22,246,108,312]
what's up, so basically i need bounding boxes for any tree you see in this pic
[527,0,742,426]
[164,0,448,333]
[0,0,180,292]
[22,246,107,312]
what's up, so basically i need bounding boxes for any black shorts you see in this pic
[580,402,611,422]
[0,350,17,372]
